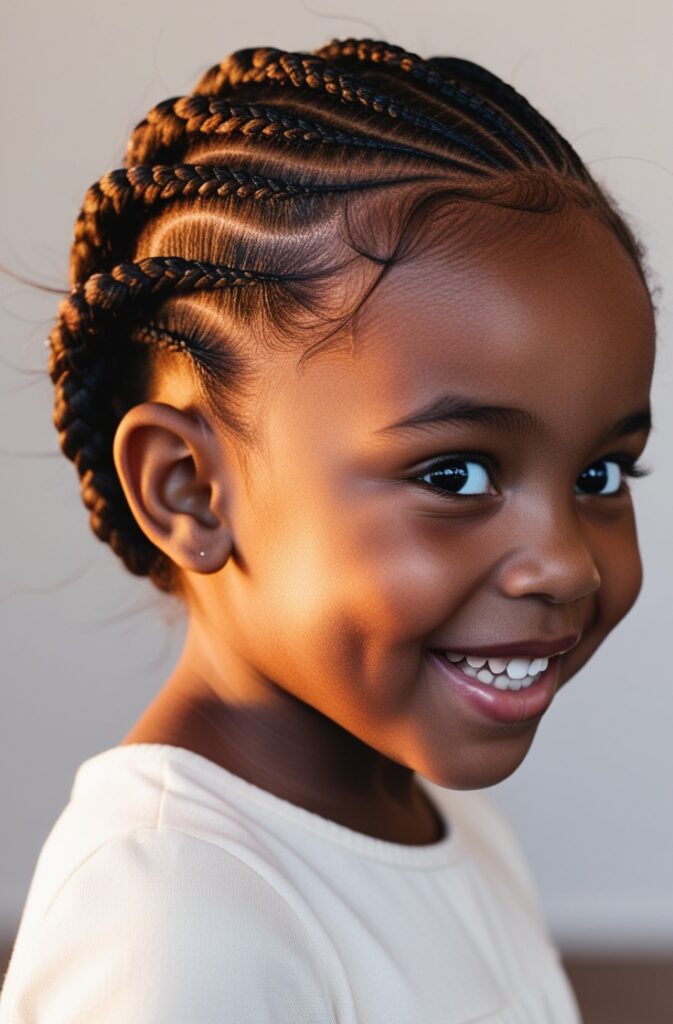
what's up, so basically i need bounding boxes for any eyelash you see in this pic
[603,455,652,481]
[412,452,652,501]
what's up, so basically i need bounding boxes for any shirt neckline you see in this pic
[77,742,464,868]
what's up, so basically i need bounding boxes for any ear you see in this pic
[112,401,233,574]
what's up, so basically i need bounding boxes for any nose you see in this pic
[496,500,602,604]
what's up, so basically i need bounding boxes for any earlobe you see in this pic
[112,401,233,573]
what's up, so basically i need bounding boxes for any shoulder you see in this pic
[0,827,339,1024]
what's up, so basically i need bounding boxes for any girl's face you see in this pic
[183,204,655,793]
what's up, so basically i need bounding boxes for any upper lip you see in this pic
[431,635,581,659]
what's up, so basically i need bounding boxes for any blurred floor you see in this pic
[0,933,671,1020]
[561,956,673,1024]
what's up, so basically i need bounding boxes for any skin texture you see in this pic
[114,204,655,845]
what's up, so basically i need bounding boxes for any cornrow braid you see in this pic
[49,310,154,577]
[129,321,202,357]
[72,166,443,281]
[84,256,277,311]
[52,256,283,384]
[191,48,511,170]
[202,40,541,171]
[125,95,473,170]
[48,36,653,595]
[72,163,309,281]
[428,55,590,181]
[48,254,279,588]
[311,37,580,176]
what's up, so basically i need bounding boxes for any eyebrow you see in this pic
[376,396,542,436]
[602,408,653,442]
[375,393,652,442]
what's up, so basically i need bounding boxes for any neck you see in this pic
[120,625,444,844]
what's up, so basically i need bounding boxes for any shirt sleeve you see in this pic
[0,827,337,1024]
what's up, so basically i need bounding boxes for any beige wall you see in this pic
[1,0,671,953]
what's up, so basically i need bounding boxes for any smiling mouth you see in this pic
[427,632,581,690]
[436,652,552,690]
[428,650,563,725]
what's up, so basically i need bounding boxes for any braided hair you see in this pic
[49,36,652,597]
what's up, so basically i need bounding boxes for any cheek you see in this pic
[562,520,643,688]
[594,514,644,632]
[257,499,485,657]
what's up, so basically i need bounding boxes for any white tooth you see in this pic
[505,657,531,680]
[521,675,534,688]
[445,652,464,662]
[494,675,510,690]
[529,657,549,675]
[538,656,549,671]
[466,655,487,668]
[487,657,508,674]
[507,677,522,690]
[461,664,479,678]
[477,668,494,684]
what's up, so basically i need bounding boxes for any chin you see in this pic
[418,731,538,791]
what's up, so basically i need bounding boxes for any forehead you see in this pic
[261,206,655,452]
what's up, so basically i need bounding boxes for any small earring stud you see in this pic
[199,550,206,557]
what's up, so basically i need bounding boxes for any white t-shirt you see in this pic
[0,743,582,1023]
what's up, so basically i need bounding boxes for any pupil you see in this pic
[430,462,468,492]
[580,462,607,493]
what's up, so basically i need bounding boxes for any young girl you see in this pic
[0,36,656,1024]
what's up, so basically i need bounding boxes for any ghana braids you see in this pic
[48,36,652,597]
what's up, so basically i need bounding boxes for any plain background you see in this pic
[0,0,671,956]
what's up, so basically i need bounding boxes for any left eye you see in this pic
[575,459,623,495]
[413,462,493,497]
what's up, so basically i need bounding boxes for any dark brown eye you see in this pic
[415,458,494,497]
[573,462,622,497]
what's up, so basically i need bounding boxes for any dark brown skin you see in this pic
[114,204,655,845]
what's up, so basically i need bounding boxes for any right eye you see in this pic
[413,457,495,498]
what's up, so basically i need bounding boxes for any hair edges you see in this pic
[71,167,459,282]
[296,169,599,365]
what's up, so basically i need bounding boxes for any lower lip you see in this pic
[427,650,561,725]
